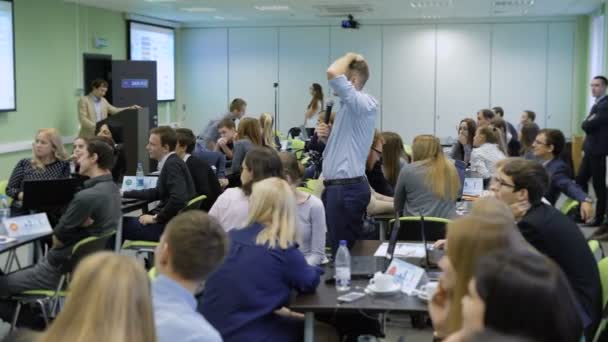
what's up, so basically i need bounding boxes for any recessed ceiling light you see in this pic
[410,0,453,8]
[254,5,290,11]
[180,7,217,12]
[144,0,177,2]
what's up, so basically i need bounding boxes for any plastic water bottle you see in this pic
[335,240,351,292]
[0,195,10,223]
[136,162,145,190]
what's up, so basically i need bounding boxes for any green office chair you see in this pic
[560,198,579,216]
[589,240,605,263]
[388,216,451,242]
[297,187,314,195]
[304,179,322,195]
[0,179,12,205]
[122,195,206,259]
[9,230,116,331]
[182,194,207,212]
[593,257,608,342]
[289,139,306,160]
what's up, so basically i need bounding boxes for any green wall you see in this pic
[0,0,175,179]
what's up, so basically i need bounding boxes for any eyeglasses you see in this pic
[372,148,382,156]
[491,177,515,188]
[533,139,548,146]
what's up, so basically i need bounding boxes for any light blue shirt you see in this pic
[153,274,222,342]
[322,75,378,180]
[92,95,102,122]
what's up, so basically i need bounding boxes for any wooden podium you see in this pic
[106,108,153,174]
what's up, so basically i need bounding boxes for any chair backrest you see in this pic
[182,194,207,212]
[296,186,314,195]
[598,257,608,310]
[388,216,450,241]
[0,179,7,197]
[289,139,306,160]
[589,240,604,263]
[65,230,116,274]
[560,198,579,216]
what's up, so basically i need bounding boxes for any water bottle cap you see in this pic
[339,240,347,246]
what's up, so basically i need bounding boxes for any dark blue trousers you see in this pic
[122,217,166,242]
[322,180,371,255]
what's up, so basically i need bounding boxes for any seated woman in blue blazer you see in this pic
[532,129,593,222]
[201,177,323,342]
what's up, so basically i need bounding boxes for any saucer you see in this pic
[365,282,401,295]
[411,289,430,301]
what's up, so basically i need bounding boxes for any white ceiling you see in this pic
[65,0,603,25]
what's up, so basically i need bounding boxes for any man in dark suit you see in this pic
[123,126,196,242]
[577,75,608,226]
[175,128,221,211]
[491,158,601,339]
[532,128,593,221]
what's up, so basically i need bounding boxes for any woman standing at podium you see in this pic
[77,79,140,138]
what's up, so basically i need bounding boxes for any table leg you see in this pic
[116,217,123,253]
[4,251,14,273]
[379,221,387,241]
[304,312,314,342]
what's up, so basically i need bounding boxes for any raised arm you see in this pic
[327,53,359,80]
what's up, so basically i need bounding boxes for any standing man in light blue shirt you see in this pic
[152,210,228,342]
[317,52,378,253]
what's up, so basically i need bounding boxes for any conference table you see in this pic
[0,231,52,273]
[290,240,431,342]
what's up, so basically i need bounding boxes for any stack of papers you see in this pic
[373,242,426,258]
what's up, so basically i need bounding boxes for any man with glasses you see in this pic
[576,75,608,226]
[531,129,593,221]
[491,158,601,340]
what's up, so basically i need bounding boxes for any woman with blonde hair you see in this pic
[229,117,264,177]
[39,252,156,342]
[259,112,280,150]
[429,197,525,340]
[7,128,70,215]
[394,134,460,218]
[381,131,409,188]
[202,177,322,341]
[469,127,506,179]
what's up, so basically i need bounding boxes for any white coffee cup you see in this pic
[369,272,394,292]
[420,281,438,299]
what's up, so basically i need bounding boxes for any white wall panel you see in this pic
[179,28,228,132]
[382,25,436,144]
[228,28,278,118]
[278,26,330,133]
[546,22,575,136]
[330,25,382,128]
[491,23,547,126]
[436,24,491,140]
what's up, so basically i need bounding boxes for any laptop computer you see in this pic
[325,213,401,283]
[22,178,82,210]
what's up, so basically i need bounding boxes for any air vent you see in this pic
[492,0,534,8]
[410,0,453,8]
[314,4,374,17]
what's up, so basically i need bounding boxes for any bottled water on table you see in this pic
[335,240,351,292]
[136,162,145,190]
[0,195,10,224]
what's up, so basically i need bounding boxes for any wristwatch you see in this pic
[584,197,594,204]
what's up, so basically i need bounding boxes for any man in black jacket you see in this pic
[577,75,608,226]
[175,128,221,211]
[123,126,196,242]
[491,158,601,339]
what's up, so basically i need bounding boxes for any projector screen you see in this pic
[129,21,175,101]
[0,0,16,111]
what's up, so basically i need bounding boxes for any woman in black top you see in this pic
[95,119,127,183]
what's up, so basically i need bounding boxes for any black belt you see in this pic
[323,176,366,186]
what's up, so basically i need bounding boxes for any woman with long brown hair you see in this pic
[381,131,409,188]
[449,118,476,165]
[39,252,156,342]
[304,83,324,129]
[259,112,280,150]
[229,117,263,176]
[394,135,460,218]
